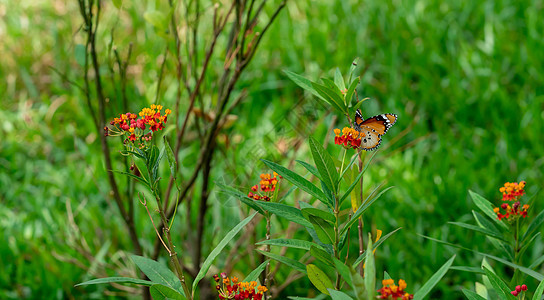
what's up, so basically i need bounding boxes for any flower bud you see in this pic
[521,284,527,291]
[515,285,521,292]
[511,290,518,296]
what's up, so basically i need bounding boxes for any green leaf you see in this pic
[254,201,312,228]
[328,289,353,300]
[413,255,456,300]
[448,221,506,241]
[341,186,394,236]
[469,190,509,230]
[134,156,150,182]
[257,250,307,274]
[243,260,269,283]
[347,58,359,84]
[308,215,335,244]
[350,266,366,300]
[130,255,183,294]
[472,211,501,237]
[309,136,338,195]
[163,137,177,182]
[353,227,401,268]
[312,82,346,113]
[364,234,375,300]
[384,271,392,280]
[345,77,360,107]
[321,77,344,100]
[261,159,327,203]
[302,208,335,224]
[462,289,487,300]
[421,235,544,281]
[215,182,264,214]
[449,266,485,274]
[144,10,168,30]
[256,239,322,251]
[74,44,86,67]
[307,264,334,295]
[332,258,353,288]
[192,212,258,291]
[339,153,359,184]
[150,284,185,300]
[283,70,325,101]
[296,160,322,180]
[532,278,544,300]
[352,98,370,111]
[338,151,379,206]
[482,267,516,300]
[112,170,149,187]
[334,67,346,92]
[521,208,544,243]
[310,246,335,268]
[75,277,154,287]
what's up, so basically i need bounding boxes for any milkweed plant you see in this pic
[74,60,544,300]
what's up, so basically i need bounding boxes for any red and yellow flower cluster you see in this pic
[247,172,281,202]
[494,181,529,221]
[500,181,526,201]
[214,273,267,300]
[377,279,413,300]
[511,284,528,297]
[104,104,171,146]
[333,127,364,149]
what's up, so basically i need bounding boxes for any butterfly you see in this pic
[353,109,397,151]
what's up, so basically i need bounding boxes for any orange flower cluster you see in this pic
[333,127,363,149]
[500,181,526,201]
[377,279,413,300]
[247,172,281,201]
[105,104,171,145]
[213,273,267,300]
[494,202,529,221]
[494,181,529,221]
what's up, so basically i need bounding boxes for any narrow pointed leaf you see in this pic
[261,159,327,202]
[257,250,307,274]
[521,209,544,243]
[448,222,506,241]
[347,58,359,84]
[334,67,346,92]
[532,278,544,300]
[192,212,258,291]
[150,284,185,300]
[75,277,154,287]
[332,258,353,288]
[338,151,379,205]
[482,267,516,300]
[310,246,335,268]
[328,289,353,300]
[341,186,394,236]
[364,234,375,300]
[309,136,338,194]
[296,160,322,180]
[243,260,269,283]
[413,255,456,300]
[311,82,346,113]
[216,182,264,214]
[283,70,325,101]
[307,264,334,296]
[469,190,509,230]
[254,201,312,228]
[302,208,335,223]
[130,255,183,294]
[112,170,149,187]
[353,227,401,268]
[256,239,323,251]
[308,215,335,244]
[462,289,487,300]
[350,266,366,300]
[345,77,360,106]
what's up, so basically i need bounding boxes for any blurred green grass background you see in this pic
[1,0,543,299]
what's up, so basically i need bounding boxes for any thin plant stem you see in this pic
[339,148,347,177]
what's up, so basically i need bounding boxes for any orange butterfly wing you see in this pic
[353,110,398,151]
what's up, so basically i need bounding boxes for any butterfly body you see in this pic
[353,109,397,151]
